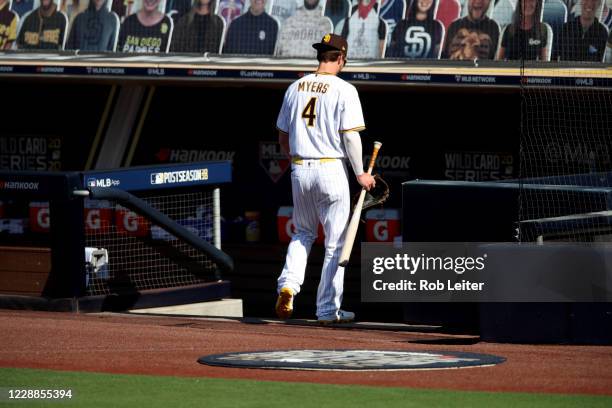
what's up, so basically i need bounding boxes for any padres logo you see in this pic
[323,34,331,43]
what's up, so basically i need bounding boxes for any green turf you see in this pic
[0,367,610,408]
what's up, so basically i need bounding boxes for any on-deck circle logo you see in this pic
[199,350,506,371]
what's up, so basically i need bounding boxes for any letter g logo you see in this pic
[87,210,101,229]
[374,221,389,241]
[37,208,50,229]
[123,212,138,232]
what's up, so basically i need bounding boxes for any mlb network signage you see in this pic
[83,161,231,192]
[1,62,611,89]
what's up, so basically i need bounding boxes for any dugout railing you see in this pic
[0,161,233,312]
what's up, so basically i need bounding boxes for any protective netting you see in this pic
[519,85,612,242]
[84,189,217,296]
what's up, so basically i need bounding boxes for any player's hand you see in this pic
[357,173,376,191]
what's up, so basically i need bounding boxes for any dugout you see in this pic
[0,54,610,325]
[0,72,521,321]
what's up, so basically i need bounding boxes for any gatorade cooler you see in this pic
[29,201,50,233]
[277,206,324,244]
[115,205,150,237]
[365,208,400,242]
[84,200,112,234]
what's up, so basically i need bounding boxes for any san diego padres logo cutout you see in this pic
[198,350,505,371]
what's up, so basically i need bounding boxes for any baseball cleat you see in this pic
[317,310,355,325]
[275,287,294,319]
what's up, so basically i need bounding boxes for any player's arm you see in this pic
[276,90,291,157]
[278,130,290,158]
[344,131,375,190]
[340,85,374,190]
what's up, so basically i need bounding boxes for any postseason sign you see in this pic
[361,242,612,302]
[83,161,231,192]
[150,169,208,185]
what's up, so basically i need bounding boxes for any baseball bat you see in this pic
[338,141,382,267]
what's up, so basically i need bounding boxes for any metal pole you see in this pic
[213,187,221,250]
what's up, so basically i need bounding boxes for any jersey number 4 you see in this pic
[302,97,317,127]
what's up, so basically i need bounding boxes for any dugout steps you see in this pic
[93,312,476,339]
[128,298,243,318]
[0,280,233,313]
[241,318,444,333]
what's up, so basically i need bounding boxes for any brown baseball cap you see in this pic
[312,33,348,55]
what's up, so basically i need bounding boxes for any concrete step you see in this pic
[128,298,243,318]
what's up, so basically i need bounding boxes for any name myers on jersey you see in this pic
[298,81,329,93]
[150,169,208,185]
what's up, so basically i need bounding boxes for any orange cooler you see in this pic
[277,206,324,244]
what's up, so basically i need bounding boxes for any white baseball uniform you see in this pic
[276,72,365,319]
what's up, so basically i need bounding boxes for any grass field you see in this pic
[0,368,610,407]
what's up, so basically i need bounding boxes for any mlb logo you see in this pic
[277,206,324,245]
[150,173,163,185]
[87,178,96,188]
[365,209,400,242]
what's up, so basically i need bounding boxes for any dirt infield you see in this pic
[0,310,610,395]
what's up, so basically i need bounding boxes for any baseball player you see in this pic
[275,33,375,324]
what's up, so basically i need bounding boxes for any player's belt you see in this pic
[291,157,339,165]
